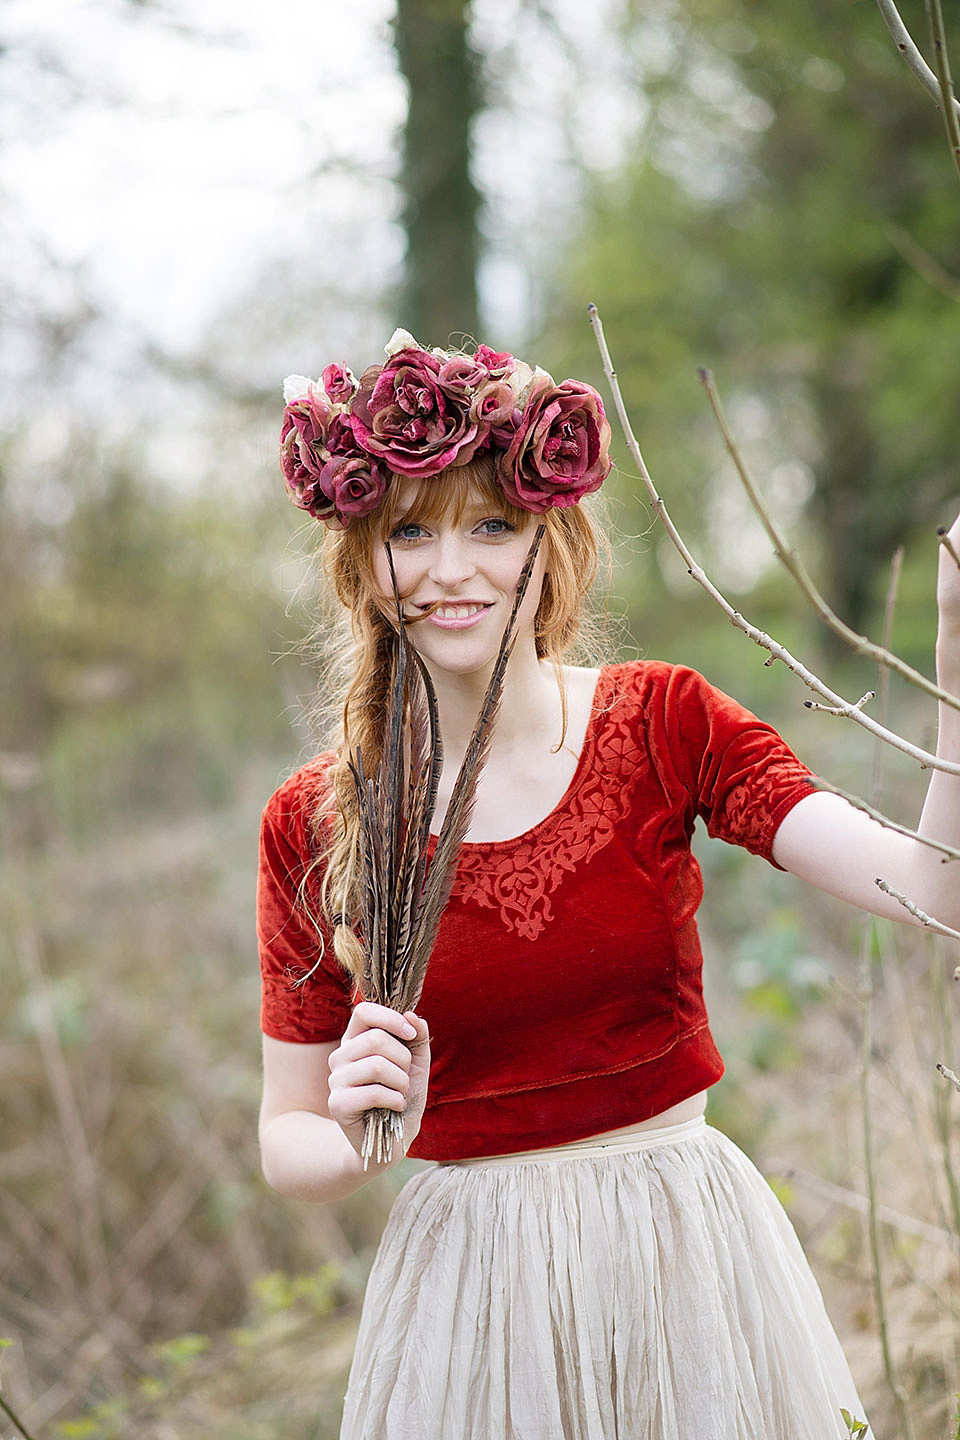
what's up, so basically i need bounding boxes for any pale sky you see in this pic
[1,0,402,350]
[1,0,648,362]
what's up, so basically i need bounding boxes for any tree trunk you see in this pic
[393,0,481,345]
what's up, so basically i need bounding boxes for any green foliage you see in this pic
[841,1408,870,1439]
[0,431,310,842]
[545,0,960,638]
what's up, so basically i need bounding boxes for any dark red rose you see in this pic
[319,453,389,520]
[348,350,484,477]
[499,378,612,512]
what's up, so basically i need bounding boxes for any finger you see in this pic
[329,1081,408,1119]
[345,1002,418,1042]
[401,1011,431,1050]
[333,1029,415,1071]
[329,1053,412,1096]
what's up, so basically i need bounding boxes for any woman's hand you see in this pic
[327,1002,431,1162]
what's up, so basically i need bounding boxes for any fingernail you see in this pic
[402,1021,417,1039]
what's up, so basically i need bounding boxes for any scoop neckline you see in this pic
[431,664,613,853]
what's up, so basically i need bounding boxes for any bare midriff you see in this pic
[587,1089,708,1141]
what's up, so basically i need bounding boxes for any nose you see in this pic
[428,533,476,590]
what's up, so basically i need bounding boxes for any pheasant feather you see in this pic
[349,525,546,1166]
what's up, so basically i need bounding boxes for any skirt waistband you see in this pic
[450,1114,708,1166]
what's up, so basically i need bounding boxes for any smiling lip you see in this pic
[418,600,493,630]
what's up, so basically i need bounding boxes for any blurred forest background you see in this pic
[1,0,959,1436]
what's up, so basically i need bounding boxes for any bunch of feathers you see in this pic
[350,526,545,1167]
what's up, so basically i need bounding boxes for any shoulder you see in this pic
[595,659,715,715]
[261,753,337,852]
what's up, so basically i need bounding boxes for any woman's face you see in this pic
[370,478,547,681]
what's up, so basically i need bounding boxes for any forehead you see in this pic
[385,473,527,530]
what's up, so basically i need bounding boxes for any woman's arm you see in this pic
[258,1002,431,1203]
[772,513,960,932]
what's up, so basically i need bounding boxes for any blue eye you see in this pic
[391,522,427,542]
[476,517,515,536]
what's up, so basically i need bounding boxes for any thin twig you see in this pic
[805,691,875,716]
[888,224,960,301]
[938,525,960,571]
[925,0,960,180]
[873,546,904,801]
[15,922,112,1318]
[859,923,917,1440]
[932,957,960,1237]
[698,368,960,715]
[588,306,960,776]
[874,0,960,122]
[809,778,960,863]
[768,1162,960,1251]
[875,878,960,941]
[0,1393,40,1440]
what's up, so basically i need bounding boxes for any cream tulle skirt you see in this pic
[340,1117,871,1439]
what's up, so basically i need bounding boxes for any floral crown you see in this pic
[279,327,613,529]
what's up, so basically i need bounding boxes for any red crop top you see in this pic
[257,661,815,1161]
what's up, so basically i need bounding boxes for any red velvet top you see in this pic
[257,661,815,1161]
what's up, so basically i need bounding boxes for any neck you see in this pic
[424,642,563,764]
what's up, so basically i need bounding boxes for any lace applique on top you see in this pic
[449,671,646,940]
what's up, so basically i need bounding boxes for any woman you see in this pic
[257,329,960,1439]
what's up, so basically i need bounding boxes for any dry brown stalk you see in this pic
[887,224,960,301]
[14,920,112,1322]
[588,305,960,777]
[768,1164,960,1252]
[0,1393,39,1440]
[925,0,960,180]
[698,368,960,716]
[874,0,960,122]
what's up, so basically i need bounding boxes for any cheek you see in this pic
[512,546,548,627]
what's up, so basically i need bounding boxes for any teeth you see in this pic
[434,603,485,618]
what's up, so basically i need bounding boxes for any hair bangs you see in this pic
[377,455,531,536]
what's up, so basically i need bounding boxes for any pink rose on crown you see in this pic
[279,388,339,521]
[319,452,389,520]
[349,349,486,478]
[280,388,333,478]
[321,362,358,406]
[499,378,612,512]
[474,344,515,378]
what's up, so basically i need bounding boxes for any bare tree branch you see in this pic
[938,525,960,571]
[588,305,960,777]
[875,878,960,940]
[874,0,960,123]
[925,0,960,181]
[810,778,960,863]
[698,367,960,714]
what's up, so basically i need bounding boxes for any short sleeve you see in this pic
[658,665,815,864]
[257,764,354,1043]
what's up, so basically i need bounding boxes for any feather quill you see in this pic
[348,525,546,1166]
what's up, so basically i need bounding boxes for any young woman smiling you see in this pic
[257,329,960,1440]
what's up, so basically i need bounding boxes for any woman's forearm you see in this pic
[259,1108,409,1203]
[913,629,960,927]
